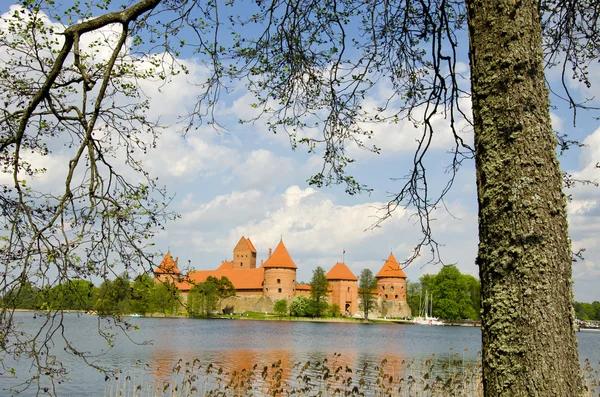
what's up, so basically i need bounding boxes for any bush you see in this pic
[290,296,311,317]
[274,299,288,316]
[329,303,340,317]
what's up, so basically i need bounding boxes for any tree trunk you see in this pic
[466,0,581,395]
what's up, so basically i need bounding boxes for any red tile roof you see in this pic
[376,253,407,278]
[262,240,297,269]
[155,251,181,274]
[245,237,257,253]
[326,262,358,281]
[184,267,265,291]
[296,285,311,291]
[235,236,257,253]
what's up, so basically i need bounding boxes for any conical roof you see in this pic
[376,253,407,278]
[326,262,358,281]
[155,251,181,274]
[262,240,297,269]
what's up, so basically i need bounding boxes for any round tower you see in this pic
[376,253,408,301]
[376,253,411,317]
[262,240,297,301]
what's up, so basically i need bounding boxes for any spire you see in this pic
[376,253,407,278]
[262,240,297,269]
[326,262,358,281]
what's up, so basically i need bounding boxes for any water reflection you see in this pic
[3,313,599,397]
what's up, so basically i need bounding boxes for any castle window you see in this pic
[395,295,398,299]
[241,262,243,266]
[385,294,388,299]
[382,286,385,290]
[278,288,282,293]
[277,279,281,284]
[391,286,395,291]
[347,287,350,292]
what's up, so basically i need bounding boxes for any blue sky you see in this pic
[1,3,598,303]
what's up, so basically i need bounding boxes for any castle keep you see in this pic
[154,237,411,317]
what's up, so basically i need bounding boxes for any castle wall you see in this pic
[220,295,274,313]
[295,287,311,297]
[355,297,412,319]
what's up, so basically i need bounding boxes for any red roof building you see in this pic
[153,240,411,318]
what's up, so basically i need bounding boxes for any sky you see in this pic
[1,3,599,303]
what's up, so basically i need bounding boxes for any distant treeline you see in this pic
[2,267,596,321]
[574,301,600,321]
[1,273,181,316]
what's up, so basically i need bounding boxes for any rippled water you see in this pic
[1,312,598,396]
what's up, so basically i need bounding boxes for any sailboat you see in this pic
[412,290,444,326]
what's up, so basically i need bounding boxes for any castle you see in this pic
[154,237,411,317]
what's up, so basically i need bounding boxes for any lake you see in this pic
[2,313,599,396]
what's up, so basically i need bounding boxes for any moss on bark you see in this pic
[466,0,580,395]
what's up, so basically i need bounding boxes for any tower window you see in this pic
[391,286,395,291]
[277,279,281,284]
[241,262,243,266]
[385,294,388,299]
[347,287,350,292]
[395,295,398,299]
[382,286,385,290]
[278,288,282,293]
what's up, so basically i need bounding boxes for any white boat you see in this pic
[412,290,443,326]
[129,313,143,318]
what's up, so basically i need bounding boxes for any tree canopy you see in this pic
[308,266,330,317]
[408,265,480,321]
[358,269,377,320]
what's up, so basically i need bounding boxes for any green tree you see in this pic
[93,273,133,315]
[45,280,95,311]
[2,282,41,310]
[186,276,234,317]
[131,274,156,315]
[308,267,329,317]
[290,296,311,317]
[431,265,475,320]
[329,303,340,318]
[151,280,181,316]
[214,276,236,313]
[358,269,377,320]
[406,281,422,317]
[273,299,288,316]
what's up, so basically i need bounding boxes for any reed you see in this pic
[105,354,599,397]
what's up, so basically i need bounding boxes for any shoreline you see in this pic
[8,308,486,326]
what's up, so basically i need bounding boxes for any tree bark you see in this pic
[466,0,581,395]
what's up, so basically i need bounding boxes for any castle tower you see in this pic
[376,253,408,301]
[232,236,257,269]
[262,240,297,301]
[154,251,182,284]
[376,253,411,317]
[326,262,358,315]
